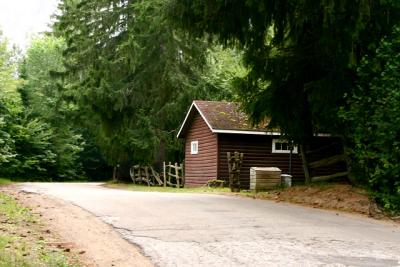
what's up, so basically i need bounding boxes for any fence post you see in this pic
[168,162,171,185]
[137,165,141,183]
[131,166,136,184]
[163,161,166,187]
[144,166,150,186]
[227,151,243,192]
[180,163,184,187]
[175,162,180,188]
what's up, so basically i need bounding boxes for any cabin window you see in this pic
[272,139,298,154]
[191,141,199,154]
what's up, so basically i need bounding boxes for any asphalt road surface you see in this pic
[20,183,400,267]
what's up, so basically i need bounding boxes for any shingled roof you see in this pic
[177,100,278,138]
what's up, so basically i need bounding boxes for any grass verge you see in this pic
[0,178,12,185]
[0,192,79,267]
[105,181,230,194]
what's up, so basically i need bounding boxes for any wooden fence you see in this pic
[163,162,184,188]
[300,142,348,183]
[129,162,184,188]
[129,165,163,186]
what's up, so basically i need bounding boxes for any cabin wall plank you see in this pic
[184,112,218,187]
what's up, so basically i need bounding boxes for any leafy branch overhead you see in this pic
[341,27,400,212]
[169,0,400,142]
[52,0,238,165]
[0,0,398,213]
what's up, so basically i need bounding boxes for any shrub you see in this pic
[341,26,400,213]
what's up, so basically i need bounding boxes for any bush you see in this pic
[341,26,400,213]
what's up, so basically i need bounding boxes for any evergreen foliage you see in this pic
[2,1,244,180]
[17,36,85,180]
[2,0,398,214]
[0,33,88,180]
[169,0,400,142]
[341,27,400,213]
[0,33,58,179]
[0,32,21,164]
[169,0,400,211]
[52,0,238,169]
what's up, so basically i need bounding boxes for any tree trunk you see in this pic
[154,137,166,172]
[300,144,311,184]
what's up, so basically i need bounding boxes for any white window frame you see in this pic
[272,139,298,154]
[190,141,199,154]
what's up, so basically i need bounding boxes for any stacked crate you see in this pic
[250,167,282,191]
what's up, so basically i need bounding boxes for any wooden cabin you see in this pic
[177,100,346,188]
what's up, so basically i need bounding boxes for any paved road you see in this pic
[20,183,400,267]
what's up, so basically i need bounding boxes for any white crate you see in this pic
[250,167,281,190]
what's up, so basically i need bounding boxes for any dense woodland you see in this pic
[0,0,399,212]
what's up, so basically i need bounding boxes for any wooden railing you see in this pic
[163,162,184,188]
[300,142,348,183]
[130,165,163,186]
[130,162,184,188]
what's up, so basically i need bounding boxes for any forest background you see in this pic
[0,0,399,213]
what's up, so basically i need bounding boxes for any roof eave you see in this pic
[176,101,215,138]
[212,129,281,135]
[176,102,195,138]
[176,101,333,138]
[212,129,332,137]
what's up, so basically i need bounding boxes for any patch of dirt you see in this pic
[0,191,81,266]
[241,183,399,223]
[1,185,153,267]
[269,184,371,213]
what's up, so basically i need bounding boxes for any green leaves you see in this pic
[169,0,400,212]
[6,118,56,177]
[17,36,85,180]
[52,0,237,167]
[170,0,400,142]
[0,33,86,181]
[341,26,400,213]
[0,32,21,166]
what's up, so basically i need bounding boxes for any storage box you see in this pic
[250,167,282,191]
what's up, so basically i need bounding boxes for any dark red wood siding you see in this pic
[184,112,218,187]
[218,135,346,188]
[218,134,304,188]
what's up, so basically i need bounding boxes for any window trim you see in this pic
[272,139,298,154]
[190,141,199,154]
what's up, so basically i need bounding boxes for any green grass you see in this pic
[0,178,12,185]
[104,181,316,198]
[0,194,35,223]
[104,181,338,199]
[0,193,77,267]
[0,235,72,267]
[105,182,231,193]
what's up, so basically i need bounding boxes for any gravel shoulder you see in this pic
[2,185,153,267]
